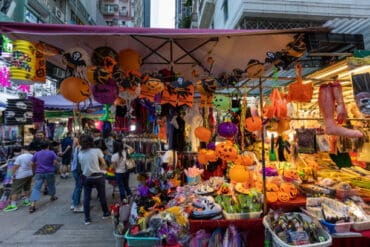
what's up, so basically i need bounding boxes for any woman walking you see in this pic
[78,134,110,225]
[70,137,83,212]
[111,141,134,202]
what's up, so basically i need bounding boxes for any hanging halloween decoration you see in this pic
[0,66,10,87]
[62,47,90,79]
[218,122,238,139]
[245,116,262,132]
[119,84,141,118]
[245,59,264,79]
[35,41,60,56]
[91,46,119,67]
[218,69,244,87]
[212,94,230,111]
[194,126,212,142]
[119,48,141,73]
[32,49,46,83]
[284,33,306,58]
[318,81,363,138]
[145,77,165,94]
[60,77,91,103]
[10,40,36,82]
[215,141,238,161]
[113,69,142,89]
[195,77,217,96]
[86,66,111,85]
[92,78,118,104]
[197,149,209,165]
[162,77,194,107]
[235,152,254,166]
[287,63,313,103]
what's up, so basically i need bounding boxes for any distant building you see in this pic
[192,0,370,29]
[99,0,148,27]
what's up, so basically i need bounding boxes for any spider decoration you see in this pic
[112,69,142,89]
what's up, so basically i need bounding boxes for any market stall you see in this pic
[1,22,370,247]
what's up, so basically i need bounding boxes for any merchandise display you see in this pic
[0,22,369,247]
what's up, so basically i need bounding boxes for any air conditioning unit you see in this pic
[53,6,65,22]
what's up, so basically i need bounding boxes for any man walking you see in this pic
[29,141,59,213]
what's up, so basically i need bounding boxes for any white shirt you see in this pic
[14,153,33,179]
[111,151,127,173]
[78,148,104,177]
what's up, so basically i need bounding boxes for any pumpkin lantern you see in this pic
[229,165,249,183]
[245,116,262,132]
[60,77,91,103]
[119,48,141,73]
[145,77,165,94]
[215,141,238,161]
[235,152,254,166]
[197,149,208,165]
[277,191,290,202]
[194,126,212,142]
[218,122,238,139]
[205,149,218,163]
[266,192,278,203]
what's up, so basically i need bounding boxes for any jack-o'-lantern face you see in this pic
[277,191,290,202]
[103,56,117,73]
[266,192,278,203]
[145,77,164,94]
[266,182,279,192]
[60,77,91,103]
[283,170,299,182]
[215,142,238,161]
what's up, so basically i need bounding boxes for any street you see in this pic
[0,174,138,247]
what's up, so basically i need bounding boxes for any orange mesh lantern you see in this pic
[287,63,313,103]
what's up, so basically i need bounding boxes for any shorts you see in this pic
[62,157,71,165]
[11,176,33,194]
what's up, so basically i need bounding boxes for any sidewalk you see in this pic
[0,173,139,247]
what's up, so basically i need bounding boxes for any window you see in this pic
[222,0,228,23]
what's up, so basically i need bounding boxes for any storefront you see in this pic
[0,22,369,246]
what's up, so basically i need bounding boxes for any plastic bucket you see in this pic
[113,232,125,247]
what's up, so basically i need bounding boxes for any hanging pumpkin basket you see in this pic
[287,63,313,103]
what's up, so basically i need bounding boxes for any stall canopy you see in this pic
[37,94,102,110]
[0,22,329,95]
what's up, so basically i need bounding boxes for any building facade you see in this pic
[99,0,148,27]
[192,0,370,29]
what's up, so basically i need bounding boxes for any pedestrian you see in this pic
[29,141,59,213]
[111,140,134,202]
[60,131,73,179]
[70,137,83,213]
[29,130,50,195]
[3,146,33,212]
[78,134,110,225]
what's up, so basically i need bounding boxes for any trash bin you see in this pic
[113,231,125,247]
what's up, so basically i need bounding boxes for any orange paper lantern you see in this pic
[60,77,91,103]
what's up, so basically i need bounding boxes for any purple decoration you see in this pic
[207,142,216,150]
[92,78,118,104]
[260,167,278,176]
[218,122,238,138]
[28,96,45,123]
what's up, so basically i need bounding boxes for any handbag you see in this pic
[126,158,136,170]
